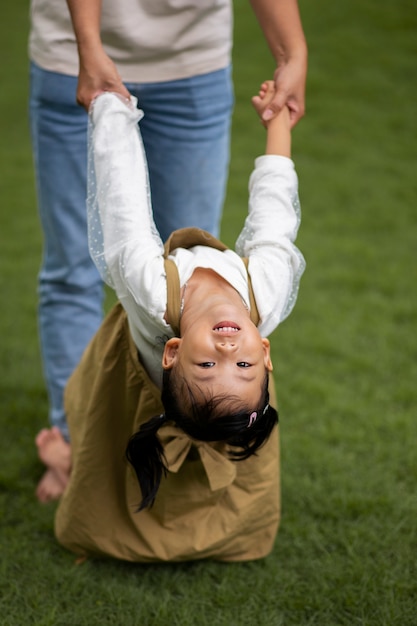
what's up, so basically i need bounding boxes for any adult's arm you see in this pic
[249,0,308,127]
[66,0,130,109]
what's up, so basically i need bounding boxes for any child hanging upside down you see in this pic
[37,81,305,562]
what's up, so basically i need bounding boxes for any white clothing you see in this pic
[88,93,305,387]
[29,0,232,82]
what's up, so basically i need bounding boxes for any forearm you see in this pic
[241,157,300,248]
[66,0,129,107]
[235,156,305,326]
[88,94,163,293]
[250,0,307,126]
[265,107,291,156]
[66,0,103,54]
[249,0,307,65]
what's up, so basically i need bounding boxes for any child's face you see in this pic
[163,308,272,408]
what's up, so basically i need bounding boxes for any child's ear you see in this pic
[262,338,273,371]
[162,337,181,370]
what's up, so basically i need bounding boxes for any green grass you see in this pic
[1,0,416,624]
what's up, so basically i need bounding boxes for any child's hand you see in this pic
[252,81,290,129]
[252,81,276,128]
[253,81,291,157]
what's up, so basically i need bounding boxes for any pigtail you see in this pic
[125,414,167,511]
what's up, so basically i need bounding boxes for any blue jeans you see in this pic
[29,62,234,438]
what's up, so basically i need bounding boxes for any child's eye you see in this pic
[198,362,215,368]
[237,362,251,368]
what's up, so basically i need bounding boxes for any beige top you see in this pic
[29,0,232,82]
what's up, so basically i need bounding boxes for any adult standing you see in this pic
[29,0,307,501]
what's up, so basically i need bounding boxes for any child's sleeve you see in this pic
[87,92,166,315]
[235,155,305,335]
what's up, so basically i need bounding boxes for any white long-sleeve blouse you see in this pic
[87,93,305,387]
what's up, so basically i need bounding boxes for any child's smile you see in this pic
[213,321,240,334]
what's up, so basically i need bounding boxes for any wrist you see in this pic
[76,37,104,55]
[274,37,307,66]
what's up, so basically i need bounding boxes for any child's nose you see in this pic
[215,340,238,352]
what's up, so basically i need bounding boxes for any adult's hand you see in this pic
[250,0,308,128]
[262,54,307,128]
[76,46,131,110]
[66,0,130,110]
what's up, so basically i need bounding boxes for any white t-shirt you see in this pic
[29,0,232,82]
[88,93,305,387]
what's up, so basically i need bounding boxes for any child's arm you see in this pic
[252,81,291,157]
[235,80,305,333]
[87,93,165,299]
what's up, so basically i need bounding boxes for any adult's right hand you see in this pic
[76,46,131,110]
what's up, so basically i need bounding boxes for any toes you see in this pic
[35,428,51,447]
[36,426,65,447]
[36,469,65,503]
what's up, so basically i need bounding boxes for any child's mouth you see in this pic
[213,321,240,333]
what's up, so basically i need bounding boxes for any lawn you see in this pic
[1,1,416,624]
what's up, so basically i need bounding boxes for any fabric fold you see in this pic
[159,424,237,491]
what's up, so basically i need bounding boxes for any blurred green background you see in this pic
[1,1,416,624]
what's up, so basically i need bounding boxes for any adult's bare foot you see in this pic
[36,468,67,503]
[35,427,72,502]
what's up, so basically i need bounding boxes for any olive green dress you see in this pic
[55,229,280,562]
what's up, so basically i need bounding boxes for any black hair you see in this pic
[126,369,278,511]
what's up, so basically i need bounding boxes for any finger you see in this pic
[262,90,287,121]
[251,95,263,108]
[78,90,105,111]
[287,100,306,129]
[116,83,131,100]
[258,81,269,97]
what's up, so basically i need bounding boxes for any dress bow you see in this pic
[158,424,237,491]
